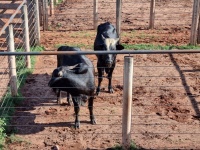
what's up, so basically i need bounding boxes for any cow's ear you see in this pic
[74,63,88,74]
[101,34,106,41]
[116,44,124,50]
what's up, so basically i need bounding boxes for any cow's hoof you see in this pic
[75,121,80,129]
[96,88,101,95]
[108,88,114,93]
[91,119,96,125]
[67,100,72,106]
[57,99,62,105]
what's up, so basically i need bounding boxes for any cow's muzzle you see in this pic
[48,77,61,87]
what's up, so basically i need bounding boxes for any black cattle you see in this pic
[56,46,82,105]
[94,22,124,95]
[48,46,96,129]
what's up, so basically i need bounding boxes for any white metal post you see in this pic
[122,56,133,149]
[116,0,122,38]
[190,0,200,45]
[93,0,98,30]
[22,4,31,69]
[6,25,18,96]
[50,0,54,16]
[149,0,155,29]
[35,0,41,45]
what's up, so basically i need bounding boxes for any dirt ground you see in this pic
[6,0,200,149]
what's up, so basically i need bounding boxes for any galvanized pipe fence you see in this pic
[2,49,200,149]
[2,0,200,149]
[0,0,40,97]
[0,1,41,148]
[43,0,200,45]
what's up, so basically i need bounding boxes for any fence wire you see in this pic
[1,0,200,149]
[1,52,200,149]
[47,0,193,31]
[0,0,40,140]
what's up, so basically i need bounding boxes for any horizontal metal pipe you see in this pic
[1,49,200,55]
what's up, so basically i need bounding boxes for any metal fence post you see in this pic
[43,0,48,31]
[22,4,31,69]
[93,0,98,30]
[6,25,18,96]
[50,0,54,16]
[54,0,58,4]
[149,0,155,29]
[27,0,36,46]
[122,56,133,149]
[39,0,43,27]
[116,0,122,39]
[35,0,41,45]
[190,0,200,45]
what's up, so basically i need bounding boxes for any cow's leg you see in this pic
[56,89,61,104]
[107,67,115,93]
[72,97,80,129]
[88,96,96,125]
[67,92,71,106]
[96,65,103,95]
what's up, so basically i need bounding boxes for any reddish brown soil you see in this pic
[6,0,200,149]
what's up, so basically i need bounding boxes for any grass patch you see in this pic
[68,31,95,38]
[0,46,44,148]
[108,141,138,150]
[56,43,200,51]
[123,43,200,50]
[121,30,136,38]
[54,0,63,5]
[54,43,200,51]
[5,133,29,145]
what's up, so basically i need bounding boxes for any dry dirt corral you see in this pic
[6,0,200,150]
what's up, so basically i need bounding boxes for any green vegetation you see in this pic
[109,141,138,150]
[54,0,63,5]
[121,30,157,40]
[0,46,44,148]
[69,31,95,38]
[55,43,200,51]
[122,43,200,50]
[121,30,137,38]
[5,133,30,146]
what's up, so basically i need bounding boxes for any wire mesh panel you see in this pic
[4,53,124,149]
[1,52,200,149]
[0,1,41,148]
[122,0,193,30]
[47,0,193,31]
[131,53,200,149]
[1,0,200,149]
[46,0,193,46]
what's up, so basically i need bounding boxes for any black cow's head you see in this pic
[48,64,88,93]
[95,35,124,68]
[48,67,63,93]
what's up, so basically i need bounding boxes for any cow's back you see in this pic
[51,46,95,95]
[57,46,87,67]
[57,46,94,81]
